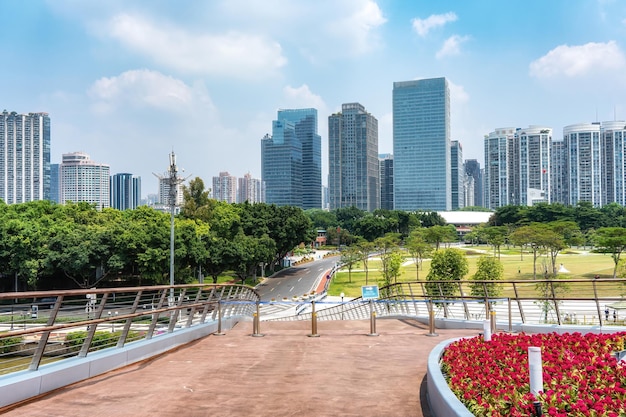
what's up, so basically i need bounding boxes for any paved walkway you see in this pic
[1,319,480,417]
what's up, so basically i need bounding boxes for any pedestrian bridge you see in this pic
[1,279,626,412]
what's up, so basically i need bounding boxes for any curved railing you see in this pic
[270,278,626,326]
[0,284,259,375]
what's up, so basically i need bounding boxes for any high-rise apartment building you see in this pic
[237,172,264,204]
[262,108,321,209]
[484,126,551,209]
[602,121,626,206]
[328,103,380,211]
[393,77,451,211]
[156,176,183,206]
[379,153,394,210]
[212,171,237,203]
[484,127,516,210]
[563,123,602,206]
[60,152,110,209]
[464,159,483,207]
[517,126,551,206]
[111,173,141,210]
[0,111,50,203]
[450,141,464,210]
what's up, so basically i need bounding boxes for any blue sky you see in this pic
[2,0,626,196]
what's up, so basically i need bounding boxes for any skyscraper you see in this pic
[60,152,110,209]
[237,172,264,204]
[379,153,394,210]
[464,159,483,207]
[484,127,516,210]
[328,103,380,211]
[393,78,451,211]
[563,123,602,206]
[484,126,551,209]
[111,173,141,210]
[262,108,321,209]
[517,126,551,206]
[50,163,60,203]
[212,171,237,203]
[450,141,464,210]
[600,121,626,206]
[0,111,50,203]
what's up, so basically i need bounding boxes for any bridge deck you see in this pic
[1,319,479,417]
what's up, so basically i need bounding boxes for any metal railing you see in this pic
[269,278,626,327]
[0,284,259,375]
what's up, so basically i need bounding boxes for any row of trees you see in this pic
[0,178,313,291]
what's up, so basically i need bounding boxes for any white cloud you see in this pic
[412,12,457,37]
[88,69,213,113]
[326,0,387,55]
[448,80,470,105]
[436,35,470,59]
[529,41,626,78]
[282,84,327,111]
[105,13,287,79]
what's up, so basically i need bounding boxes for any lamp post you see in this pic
[153,152,187,305]
[340,292,345,320]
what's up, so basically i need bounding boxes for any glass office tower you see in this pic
[111,173,141,210]
[262,108,321,209]
[392,78,451,211]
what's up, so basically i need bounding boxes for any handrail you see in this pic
[0,284,259,375]
[269,278,626,326]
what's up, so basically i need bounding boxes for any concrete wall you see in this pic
[0,317,240,409]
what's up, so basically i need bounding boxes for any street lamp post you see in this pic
[340,292,345,320]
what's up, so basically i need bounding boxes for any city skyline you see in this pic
[2,1,625,196]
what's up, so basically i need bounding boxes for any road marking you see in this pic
[298,277,302,282]
[270,288,274,292]
[289,286,294,292]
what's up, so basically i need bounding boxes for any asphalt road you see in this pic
[255,256,338,301]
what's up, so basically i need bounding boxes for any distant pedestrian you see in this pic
[518,267,521,274]
[614,310,618,323]
[606,307,610,321]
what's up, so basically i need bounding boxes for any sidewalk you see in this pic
[1,319,480,417]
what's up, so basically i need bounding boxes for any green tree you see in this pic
[355,240,375,285]
[180,177,212,220]
[593,227,626,278]
[340,246,361,284]
[375,233,401,283]
[423,225,458,250]
[480,226,507,259]
[469,256,503,301]
[380,250,404,287]
[405,228,432,280]
[425,248,468,300]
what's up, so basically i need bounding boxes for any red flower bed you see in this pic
[441,332,626,416]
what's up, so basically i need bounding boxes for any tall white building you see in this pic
[600,121,626,206]
[484,127,516,209]
[484,126,551,209]
[517,126,551,206]
[237,172,264,203]
[60,152,110,209]
[0,111,50,203]
[212,171,237,203]
[563,123,602,207]
[157,176,183,206]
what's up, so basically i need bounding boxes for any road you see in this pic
[255,256,338,301]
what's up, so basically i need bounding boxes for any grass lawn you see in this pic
[328,246,618,298]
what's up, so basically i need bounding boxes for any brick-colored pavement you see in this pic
[1,319,479,417]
